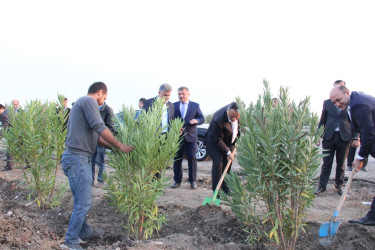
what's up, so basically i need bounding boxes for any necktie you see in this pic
[180,103,185,118]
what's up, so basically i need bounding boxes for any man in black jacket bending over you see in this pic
[206,102,240,194]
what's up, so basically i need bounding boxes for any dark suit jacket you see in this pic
[318,99,352,142]
[206,105,240,155]
[174,101,205,142]
[350,91,375,158]
[0,109,10,130]
[142,97,175,130]
[63,107,71,131]
[100,102,116,135]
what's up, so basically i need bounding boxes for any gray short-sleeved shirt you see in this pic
[65,96,107,157]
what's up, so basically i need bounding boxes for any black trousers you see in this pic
[365,144,375,219]
[209,146,234,193]
[173,139,197,183]
[319,132,350,188]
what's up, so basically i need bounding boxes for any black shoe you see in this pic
[361,166,368,172]
[65,243,84,250]
[314,186,326,195]
[348,215,375,226]
[337,187,343,196]
[347,165,353,171]
[190,182,197,190]
[80,228,104,242]
[1,166,12,171]
[170,182,181,189]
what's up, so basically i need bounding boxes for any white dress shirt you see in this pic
[161,103,169,133]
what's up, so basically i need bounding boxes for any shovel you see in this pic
[318,169,356,246]
[202,148,236,206]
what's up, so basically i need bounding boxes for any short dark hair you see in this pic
[139,98,146,103]
[334,80,346,86]
[88,82,107,94]
[0,104,5,109]
[227,102,239,111]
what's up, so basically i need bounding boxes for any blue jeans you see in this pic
[91,145,106,183]
[62,151,93,245]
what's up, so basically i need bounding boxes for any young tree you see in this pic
[221,80,322,249]
[4,96,67,209]
[106,99,183,240]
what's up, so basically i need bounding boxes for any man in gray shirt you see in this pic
[62,82,134,250]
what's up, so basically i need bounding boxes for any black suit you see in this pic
[142,97,175,129]
[173,101,205,183]
[142,97,175,178]
[349,91,375,218]
[318,99,352,189]
[62,107,71,133]
[206,105,239,193]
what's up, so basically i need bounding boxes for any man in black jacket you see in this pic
[142,83,175,179]
[142,83,175,130]
[330,85,375,225]
[91,101,116,186]
[206,102,240,194]
[315,80,353,196]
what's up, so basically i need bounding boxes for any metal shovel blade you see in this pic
[202,196,221,206]
[318,220,341,246]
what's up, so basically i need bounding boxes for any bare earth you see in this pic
[1,142,375,249]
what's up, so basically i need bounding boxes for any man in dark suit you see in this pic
[171,87,205,189]
[91,101,116,187]
[330,85,375,226]
[315,80,353,196]
[62,97,71,132]
[143,84,175,179]
[143,83,175,132]
[206,102,240,194]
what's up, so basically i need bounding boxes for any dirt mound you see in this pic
[2,158,375,249]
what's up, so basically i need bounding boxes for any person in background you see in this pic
[171,87,205,190]
[12,99,21,113]
[138,98,146,109]
[9,99,31,169]
[315,80,353,196]
[0,104,13,171]
[142,83,175,132]
[329,85,375,226]
[206,102,240,194]
[91,101,116,187]
[62,97,71,132]
[272,98,279,107]
[142,83,175,178]
[61,82,134,249]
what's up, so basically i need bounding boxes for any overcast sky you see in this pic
[1,0,374,116]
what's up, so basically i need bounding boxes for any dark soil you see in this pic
[1,177,375,250]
